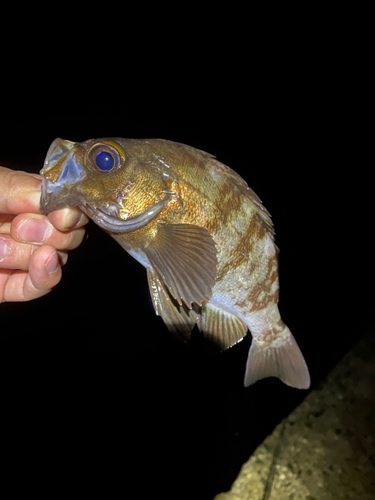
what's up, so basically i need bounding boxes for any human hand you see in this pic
[0,166,89,303]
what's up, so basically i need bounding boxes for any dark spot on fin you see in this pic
[145,224,218,309]
[244,331,310,389]
[147,268,198,342]
[197,302,248,351]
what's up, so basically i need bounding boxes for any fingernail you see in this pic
[64,211,84,230]
[0,238,9,261]
[29,187,42,211]
[17,218,52,243]
[45,252,59,274]
[57,251,68,266]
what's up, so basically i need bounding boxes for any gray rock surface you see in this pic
[215,326,375,499]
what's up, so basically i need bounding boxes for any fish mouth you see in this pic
[79,195,171,233]
[40,138,87,214]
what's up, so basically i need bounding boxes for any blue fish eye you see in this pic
[95,151,115,171]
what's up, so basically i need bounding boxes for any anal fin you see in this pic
[197,302,248,351]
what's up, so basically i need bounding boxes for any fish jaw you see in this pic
[40,138,87,214]
[80,195,172,233]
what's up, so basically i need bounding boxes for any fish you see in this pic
[40,137,310,389]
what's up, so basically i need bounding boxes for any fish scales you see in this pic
[39,138,310,389]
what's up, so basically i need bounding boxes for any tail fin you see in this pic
[244,331,310,389]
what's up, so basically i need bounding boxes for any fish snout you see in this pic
[39,138,87,214]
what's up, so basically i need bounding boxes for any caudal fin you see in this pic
[244,332,310,389]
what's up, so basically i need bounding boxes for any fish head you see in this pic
[40,138,177,233]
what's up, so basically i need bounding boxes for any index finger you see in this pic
[0,167,42,215]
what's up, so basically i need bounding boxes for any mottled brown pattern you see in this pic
[232,246,279,314]
[216,214,258,281]
[249,261,279,312]
[40,137,310,389]
[213,179,243,222]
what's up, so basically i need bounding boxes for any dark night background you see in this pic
[0,16,372,498]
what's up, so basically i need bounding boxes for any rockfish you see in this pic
[40,138,310,389]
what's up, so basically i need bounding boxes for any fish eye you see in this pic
[95,151,115,171]
[87,142,125,173]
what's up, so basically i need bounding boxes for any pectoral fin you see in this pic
[197,302,248,350]
[145,224,218,308]
[147,268,198,342]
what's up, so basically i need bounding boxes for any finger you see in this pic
[0,245,62,302]
[0,234,68,271]
[10,213,86,251]
[0,234,36,270]
[47,207,89,232]
[0,215,14,234]
[0,167,41,215]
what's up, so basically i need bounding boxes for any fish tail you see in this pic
[244,327,310,389]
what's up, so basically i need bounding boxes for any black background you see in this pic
[0,19,372,498]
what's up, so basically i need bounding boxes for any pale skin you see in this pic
[0,166,89,303]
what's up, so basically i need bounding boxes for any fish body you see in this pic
[40,138,310,389]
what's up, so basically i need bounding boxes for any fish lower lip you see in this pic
[81,196,171,233]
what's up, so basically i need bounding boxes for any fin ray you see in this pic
[145,224,218,308]
[244,332,310,389]
[147,268,198,342]
[198,302,248,350]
